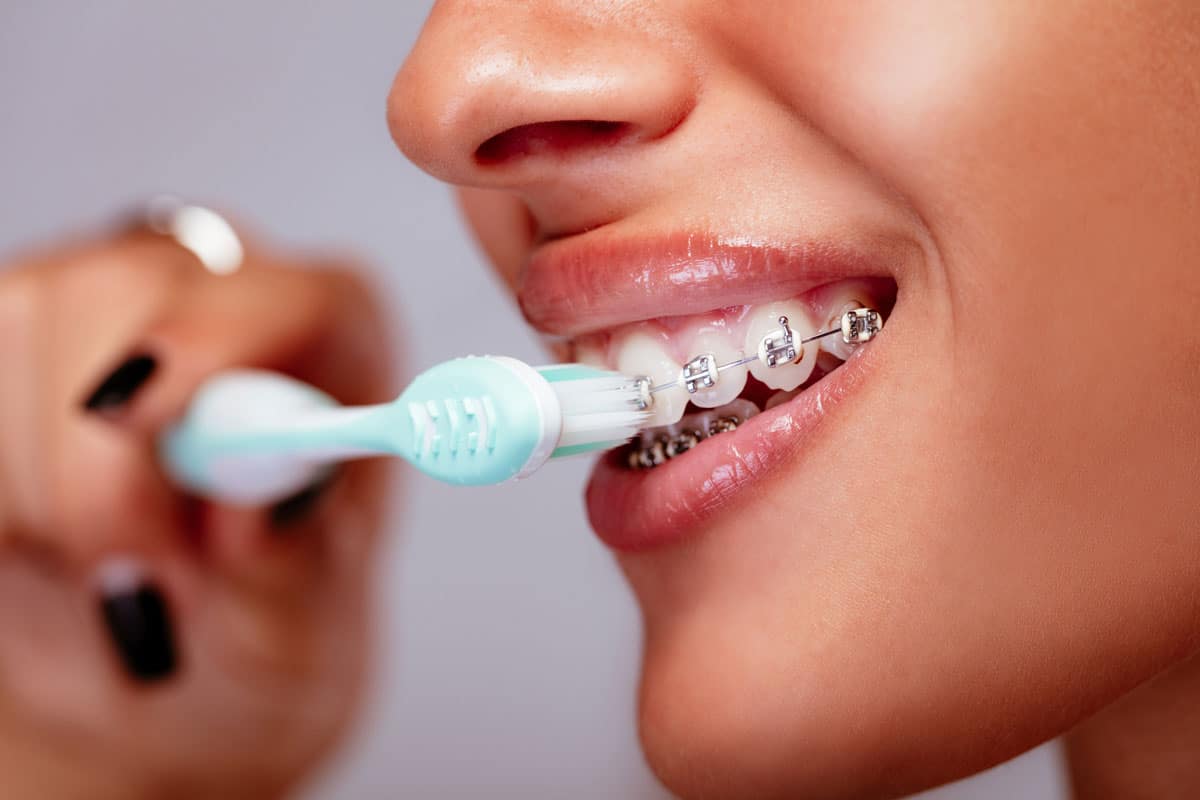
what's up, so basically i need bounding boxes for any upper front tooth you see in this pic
[615,328,688,427]
[684,328,748,408]
[744,301,819,391]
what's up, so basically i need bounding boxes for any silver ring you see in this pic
[141,195,244,275]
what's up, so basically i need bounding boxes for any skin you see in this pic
[0,225,395,799]
[389,2,1200,798]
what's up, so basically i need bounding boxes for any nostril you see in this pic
[474,120,635,166]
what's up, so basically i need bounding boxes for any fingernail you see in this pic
[269,471,339,530]
[82,354,158,412]
[96,559,178,683]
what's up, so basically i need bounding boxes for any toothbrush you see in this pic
[161,356,650,505]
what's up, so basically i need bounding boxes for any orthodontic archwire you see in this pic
[632,306,884,409]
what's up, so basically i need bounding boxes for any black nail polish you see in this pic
[82,354,158,412]
[269,472,338,530]
[99,578,178,683]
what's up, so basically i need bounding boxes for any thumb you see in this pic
[114,262,369,438]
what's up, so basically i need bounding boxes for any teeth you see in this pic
[664,428,702,458]
[636,399,760,444]
[744,301,819,391]
[628,399,760,470]
[821,302,863,361]
[819,285,876,360]
[680,353,720,395]
[684,328,748,408]
[576,284,889,451]
[687,398,760,439]
[842,307,884,344]
[615,328,688,427]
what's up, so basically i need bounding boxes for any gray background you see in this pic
[0,3,1067,798]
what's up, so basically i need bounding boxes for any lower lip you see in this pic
[584,335,887,552]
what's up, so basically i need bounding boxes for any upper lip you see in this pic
[517,230,900,338]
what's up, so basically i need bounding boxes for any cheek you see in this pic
[814,1,1200,512]
[810,2,1200,308]
[628,4,1200,795]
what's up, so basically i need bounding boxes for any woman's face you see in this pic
[389,3,1200,797]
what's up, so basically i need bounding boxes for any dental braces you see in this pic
[632,306,883,410]
[627,415,747,470]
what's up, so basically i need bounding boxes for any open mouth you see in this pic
[519,233,911,551]
[568,280,892,472]
[568,274,898,551]
[569,277,896,472]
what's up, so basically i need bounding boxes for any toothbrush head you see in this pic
[393,356,649,485]
[537,363,651,457]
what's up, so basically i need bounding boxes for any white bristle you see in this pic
[548,371,650,452]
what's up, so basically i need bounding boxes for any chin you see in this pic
[632,579,908,800]
[627,523,988,800]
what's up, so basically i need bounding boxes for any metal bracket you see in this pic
[681,353,719,394]
[757,315,799,367]
[841,307,883,344]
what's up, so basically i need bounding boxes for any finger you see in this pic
[110,258,395,438]
[13,230,395,625]
[0,546,195,705]
[93,555,186,685]
[0,242,190,562]
[0,239,189,553]
[0,266,42,547]
[94,256,396,593]
[200,456,392,600]
[177,465,387,727]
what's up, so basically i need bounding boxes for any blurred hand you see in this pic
[0,216,396,799]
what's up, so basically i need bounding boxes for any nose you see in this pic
[388,2,697,190]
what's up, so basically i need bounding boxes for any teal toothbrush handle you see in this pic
[161,356,561,505]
